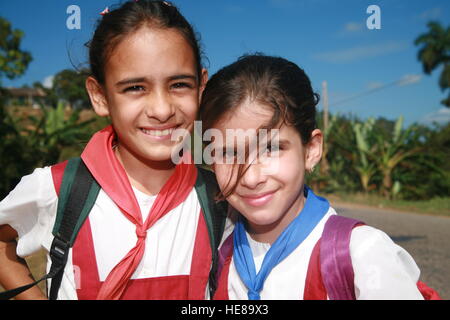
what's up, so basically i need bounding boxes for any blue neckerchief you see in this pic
[233,185,329,300]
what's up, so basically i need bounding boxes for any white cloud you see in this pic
[420,108,450,126]
[398,74,422,86]
[336,22,365,37]
[43,75,54,89]
[344,22,364,33]
[313,41,408,63]
[366,81,383,90]
[419,7,442,20]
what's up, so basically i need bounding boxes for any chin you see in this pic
[145,143,177,158]
[240,208,281,227]
[137,150,175,165]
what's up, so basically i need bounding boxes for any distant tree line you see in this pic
[0,16,448,201]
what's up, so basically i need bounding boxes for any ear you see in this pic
[305,129,323,172]
[198,68,209,104]
[86,76,109,117]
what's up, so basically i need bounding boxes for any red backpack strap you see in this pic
[51,160,68,196]
[304,239,327,300]
[320,215,364,300]
[417,281,442,300]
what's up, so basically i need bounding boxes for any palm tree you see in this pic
[372,116,422,198]
[414,21,450,107]
[352,118,377,193]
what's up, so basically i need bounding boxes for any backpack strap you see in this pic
[194,166,227,298]
[216,233,234,284]
[303,239,327,300]
[320,215,364,300]
[0,158,100,300]
[320,215,442,300]
[48,157,100,299]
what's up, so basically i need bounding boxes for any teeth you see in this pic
[141,128,174,136]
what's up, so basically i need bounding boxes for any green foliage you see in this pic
[22,101,96,165]
[395,122,450,200]
[0,17,34,197]
[33,81,58,108]
[0,17,32,83]
[0,101,100,199]
[352,117,377,193]
[312,112,449,201]
[52,69,90,109]
[372,116,423,198]
[415,21,450,107]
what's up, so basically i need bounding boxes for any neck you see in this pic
[114,145,176,196]
[247,189,306,244]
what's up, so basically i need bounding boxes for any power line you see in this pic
[328,76,415,107]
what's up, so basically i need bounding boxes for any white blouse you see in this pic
[0,166,202,299]
[222,208,424,300]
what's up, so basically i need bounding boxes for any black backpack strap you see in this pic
[194,166,227,298]
[0,158,100,300]
[48,157,100,300]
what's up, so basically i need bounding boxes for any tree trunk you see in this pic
[382,169,392,198]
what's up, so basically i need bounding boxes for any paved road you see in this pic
[334,202,450,300]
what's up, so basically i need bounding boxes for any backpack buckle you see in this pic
[50,236,70,268]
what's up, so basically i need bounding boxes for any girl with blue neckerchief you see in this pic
[199,54,437,300]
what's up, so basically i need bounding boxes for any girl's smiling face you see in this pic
[213,101,323,242]
[87,26,206,166]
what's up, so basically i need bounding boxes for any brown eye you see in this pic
[123,85,145,93]
[171,82,193,90]
[267,143,280,153]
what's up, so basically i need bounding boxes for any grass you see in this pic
[326,192,450,217]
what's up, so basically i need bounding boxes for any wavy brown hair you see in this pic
[199,54,320,200]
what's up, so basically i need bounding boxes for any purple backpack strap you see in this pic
[215,233,234,284]
[320,215,365,300]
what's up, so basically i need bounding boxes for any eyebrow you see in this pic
[115,74,198,87]
[115,77,146,87]
[276,139,290,147]
[169,74,198,82]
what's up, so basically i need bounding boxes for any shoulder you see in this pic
[349,224,423,299]
[1,166,55,206]
[350,225,402,257]
[321,211,394,254]
[0,166,58,256]
[349,224,421,274]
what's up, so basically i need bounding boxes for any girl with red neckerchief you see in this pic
[0,0,223,300]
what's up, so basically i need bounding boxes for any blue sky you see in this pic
[1,0,449,126]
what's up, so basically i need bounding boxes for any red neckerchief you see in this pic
[81,125,197,300]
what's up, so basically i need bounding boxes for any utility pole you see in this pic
[322,80,329,134]
[321,81,330,175]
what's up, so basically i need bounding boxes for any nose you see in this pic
[145,88,175,123]
[240,160,268,190]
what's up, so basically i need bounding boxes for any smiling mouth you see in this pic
[239,190,277,207]
[141,127,175,137]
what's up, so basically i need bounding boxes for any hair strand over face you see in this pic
[199,53,320,200]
